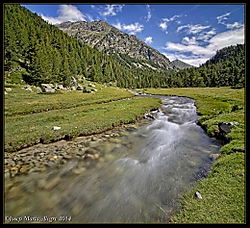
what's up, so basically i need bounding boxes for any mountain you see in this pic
[55,20,173,72]
[4,4,175,89]
[4,4,244,89]
[171,59,194,70]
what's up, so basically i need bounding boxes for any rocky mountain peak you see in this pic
[55,20,173,71]
[171,59,195,70]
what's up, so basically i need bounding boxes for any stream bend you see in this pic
[4,95,221,223]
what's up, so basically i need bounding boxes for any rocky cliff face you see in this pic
[55,20,173,71]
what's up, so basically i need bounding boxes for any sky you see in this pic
[21,3,245,67]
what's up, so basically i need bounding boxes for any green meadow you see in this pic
[4,82,161,152]
[4,84,245,223]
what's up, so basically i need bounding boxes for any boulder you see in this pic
[77,84,83,90]
[71,76,78,86]
[41,84,55,93]
[82,86,91,93]
[218,121,239,135]
[215,121,239,143]
[218,122,231,134]
[57,84,64,90]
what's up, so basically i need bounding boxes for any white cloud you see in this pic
[176,23,215,44]
[93,4,124,18]
[216,12,244,30]
[145,5,152,22]
[166,42,214,56]
[226,22,244,29]
[182,36,198,45]
[196,28,217,42]
[207,26,244,52]
[159,15,181,33]
[159,21,168,32]
[123,23,144,34]
[85,13,94,22]
[162,52,177,62]
[163,26,244,67]
[177,24,210,34]
[40,5,86,24]
[113,22,144,35]
[184,56,209,67]
[145,36,153,44]
[217,12,230,24]
[166,15,180,22]
[114,22,122,30]
[162,52,207,67]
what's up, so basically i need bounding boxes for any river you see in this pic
[4,95,221,223]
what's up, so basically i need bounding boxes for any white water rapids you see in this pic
[4,95,221,223]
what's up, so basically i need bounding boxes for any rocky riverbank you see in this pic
[4,117,153,180]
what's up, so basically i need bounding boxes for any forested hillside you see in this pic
[3,4,131,87]
[4,4,176,88]
[4,4,245,89]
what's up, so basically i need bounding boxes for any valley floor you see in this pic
[4,84,245,223]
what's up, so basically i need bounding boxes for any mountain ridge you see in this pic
[55,20,173,71]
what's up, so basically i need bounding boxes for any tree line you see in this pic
[4,4,245,89]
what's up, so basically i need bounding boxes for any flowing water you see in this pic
[4,95,221,223]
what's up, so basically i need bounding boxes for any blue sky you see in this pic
[21,4,245,67]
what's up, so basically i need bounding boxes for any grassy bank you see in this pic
[4,83,135,117]
[139,87,245,223]
[4,83,161,152]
